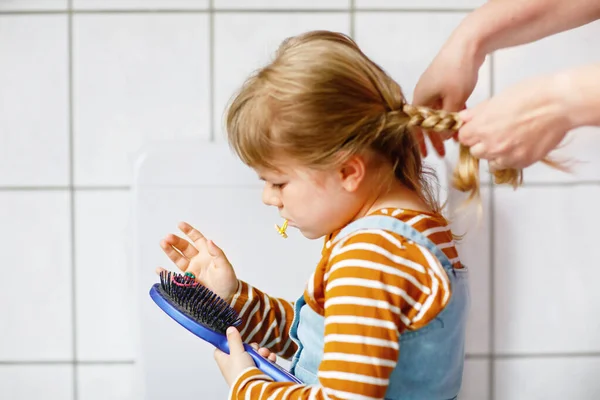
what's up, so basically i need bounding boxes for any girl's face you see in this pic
[256,159,367,240]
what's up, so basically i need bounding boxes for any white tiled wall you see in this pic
[1,1,598,399]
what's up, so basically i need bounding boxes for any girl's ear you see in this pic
[338,154,367,193]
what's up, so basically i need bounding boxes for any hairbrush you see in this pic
[149,271,301,383]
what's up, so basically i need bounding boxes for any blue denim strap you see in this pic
[334,215,454,272]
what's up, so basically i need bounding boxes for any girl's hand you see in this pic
[250,342,277,362]
[157,221,239,303]
[214,327,257,386]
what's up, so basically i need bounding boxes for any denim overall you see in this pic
[288,215,470,400]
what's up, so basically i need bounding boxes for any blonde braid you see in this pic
[403,104,463,132]
[402,104,523,201]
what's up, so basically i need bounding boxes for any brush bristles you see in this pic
[158,271,241,334]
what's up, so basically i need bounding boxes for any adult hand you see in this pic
[458,74,571,169]
[413,38,485,157]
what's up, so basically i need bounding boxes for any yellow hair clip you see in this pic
[275,219,288,238]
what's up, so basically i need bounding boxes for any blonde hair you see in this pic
[225,30,522,213]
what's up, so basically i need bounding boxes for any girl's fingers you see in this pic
[165,233,199,259]
[160,239,190,271]
[179,222,207,246]
[252,343,276,361]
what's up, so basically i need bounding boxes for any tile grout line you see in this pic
[9,351,600,366]
[0,186,131,191]
[0,8,476,15]
[67,1,78,398]
[0,360,136,365]
[0,180,598,192]
[209,0,215,142]
[349,0,355,38]
[488,52,496,400]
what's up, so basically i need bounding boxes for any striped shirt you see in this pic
[228,208,461,399]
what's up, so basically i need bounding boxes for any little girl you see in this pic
[159,31,508,400]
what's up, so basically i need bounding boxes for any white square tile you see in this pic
[0,365,73,400]
[495,23,600,90]
[494,185,600,353]
[0,15,69,186]
[495,22,600,183]
[215,0,349,8]
[0,192,72,360]
[495,357,600,399]
[355,0,484,8]
[447,187,491,355]
[0,0,67,10]
[75,191,135,360]
[73,0,208,10]
[78,365,136,400]
[459,359,490,400]
[73,14,211,186]
[213,12,350,140]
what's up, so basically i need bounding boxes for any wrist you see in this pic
[447,13,489,70]
[227,280,241,304]
[552,68,590,130]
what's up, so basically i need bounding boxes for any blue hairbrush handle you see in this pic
[149,284,301,384]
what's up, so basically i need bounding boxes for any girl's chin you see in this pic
[298,228,324,240]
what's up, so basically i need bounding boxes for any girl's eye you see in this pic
[272,183,286,189]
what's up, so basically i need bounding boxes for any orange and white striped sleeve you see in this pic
[229,281,298,359]
[228,230,451,399]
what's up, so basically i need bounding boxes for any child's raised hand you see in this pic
[157,221,239,303]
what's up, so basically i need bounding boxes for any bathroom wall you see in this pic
[1,1,599,399]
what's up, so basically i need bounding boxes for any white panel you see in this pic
[0,192,72,360]
[78,365,136,400]
[133,141,322,399]
[75,191,135,360]
[73,14,211,185]
[494,185,600,353]
[0,15,68,186]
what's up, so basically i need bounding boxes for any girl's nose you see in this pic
[262,184,282,208]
